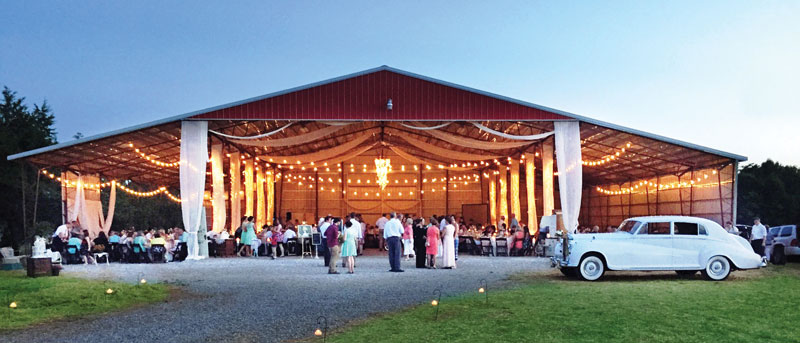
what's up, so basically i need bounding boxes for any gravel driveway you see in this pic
[1,254,550,342]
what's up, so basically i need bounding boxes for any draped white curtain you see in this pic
[66,174,114,238]
[524,154,538,234]
[554,121,583,234]
[256,167,266,230]
[245,159,254,216]
[395,132,502,161]
[266,170,274,225]
[101,181,116,232]
[179,120,208,260]
[542,141,555,216]
[211,144,226,233]
[229,154,241,233]
[498,169,508,223]
[229,124,349,147]
[387,146,479,171]
[258,130,377,163]
[421,127,532,150]
[209,122,293,139]
[489,174,497,226]
[471,122,555,140]
[510,159,521,226]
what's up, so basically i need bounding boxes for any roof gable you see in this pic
[190,66,570,121]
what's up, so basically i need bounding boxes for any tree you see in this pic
[737,160,800,226]
[0,87,61,249]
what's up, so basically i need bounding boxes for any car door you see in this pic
[632,221,673,269]
[672,222,707,269]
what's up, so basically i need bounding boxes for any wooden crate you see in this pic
[26,257,52,278]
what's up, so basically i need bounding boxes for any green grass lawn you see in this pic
[325,265,800,343]
[0,271,170,331]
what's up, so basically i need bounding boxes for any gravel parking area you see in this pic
[1,254,550,343]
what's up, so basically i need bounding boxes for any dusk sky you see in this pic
[2,1,798,166]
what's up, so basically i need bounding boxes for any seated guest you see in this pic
[132,232,148,262]
[93,231,109,253]
[283,226,297,255]
[218,229,230,244]
[512,227,525,255]
[66,235,84,264]
[51,221,74,254]
[108,231,120,244]
[150,233,167,262]
[206,229,220,257]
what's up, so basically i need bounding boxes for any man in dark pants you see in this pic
[383,212,404,272]
[319,216,332,267]
[750,217,767,257]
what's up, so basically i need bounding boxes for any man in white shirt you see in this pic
[51,221,74,253]
[750,217,767,257]
[376,213,389,251]
[497,215,506,231]
[384,212,404,272]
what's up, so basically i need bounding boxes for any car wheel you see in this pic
[560,267,577,278]
[676,270,698,277]
[772,246,786,265]
[578,255,605,281]
[702,256,731,281]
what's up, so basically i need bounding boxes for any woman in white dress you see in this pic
[441,218,457,269]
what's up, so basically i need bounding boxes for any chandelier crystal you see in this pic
[374,158,391,190]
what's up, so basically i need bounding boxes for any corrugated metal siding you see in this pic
[191,70,568,121]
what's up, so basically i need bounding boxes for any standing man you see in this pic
[509,213,519,230]
[319,216,332,267]
[325,218,341,274]
[376,213,389,251]
[384,212,404,272]
[750,217,767,257]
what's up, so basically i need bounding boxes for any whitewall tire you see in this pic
[579,255,605,281]
[703,256,731,281]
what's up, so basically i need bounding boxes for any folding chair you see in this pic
[480,238,493,256]
[150,245,167,263]
[495,239,509,256]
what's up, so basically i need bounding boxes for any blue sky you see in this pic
[1,1,798,165]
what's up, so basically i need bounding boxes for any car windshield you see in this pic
[618,220,641,233]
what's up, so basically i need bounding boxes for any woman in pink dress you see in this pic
[426,223,439,269]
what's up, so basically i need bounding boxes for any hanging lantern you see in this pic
[374,158,391,190]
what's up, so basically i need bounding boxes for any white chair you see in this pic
[93,252,110,265]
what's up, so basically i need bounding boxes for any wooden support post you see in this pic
[655,175,660,215]
[689,170,695,216]
[732,162,739,224]
[677,174,685,216]
[627,180,632,217]
[340,164,346,215]
[277,169,284,222]
[315,171,319,222]
[645,181,651,216]
[418,165,423,217]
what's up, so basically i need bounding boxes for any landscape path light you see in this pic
[432,288,442,321]
[478,279,488,303]
[315,315,328,342]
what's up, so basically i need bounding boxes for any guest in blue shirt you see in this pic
[108,231,120,243]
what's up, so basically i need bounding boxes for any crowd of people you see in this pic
[50,221,191,264]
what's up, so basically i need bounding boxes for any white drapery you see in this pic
[211,144,226,233]
[498,169,508,223]
[229,124,349,147]
[256,167,266,231]
[244,159,254,216]
[266,170,274,225]
[66,174,114,238]
[312,143,379,167]
[542,141,555,216]
[209,122,293,140]
[510,159,521,227]
[524,154,538,234]
[179,120,208,260]
[418,126,533,150]
[258,130,377,163]
[489,174,497,226]
[554,121,583,233]
[101,181,116,232]
[229,154,241,233]
[471,122,555,141]
[387,145,480,171]
[399,122,452,130]
[394,132,502,161]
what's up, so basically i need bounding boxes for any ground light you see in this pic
[432,288,442,321]
[138,272,147,285]
[9,301,17,309]
[315,315,328,342]
[478,279,488,303]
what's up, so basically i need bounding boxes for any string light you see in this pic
[595,172,729,195]
[126,143,181,168]
[582,142,632,166]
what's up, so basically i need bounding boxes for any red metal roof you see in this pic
[191,68,569,121]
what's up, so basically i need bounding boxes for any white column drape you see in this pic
[266,170,274,225]
[498,169,508,224]
[244,159,254,217]
[554,121,583,234]
[542,141,555,216]
[256,167,266,231]
[211,144,226,233]
[510,159,521,226]
[489,174,497,226]
[100,181,116,232]
[229,154,241,233]
[179,120,208,260]
[524,154,538,234]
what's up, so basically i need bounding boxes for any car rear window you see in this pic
[675,222,698,235]
[780,226,793,237]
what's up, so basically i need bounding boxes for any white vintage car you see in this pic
[552,216,765,281]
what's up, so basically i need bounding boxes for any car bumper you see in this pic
[785,246,800,256]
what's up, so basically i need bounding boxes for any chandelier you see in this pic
[374,158,391,190]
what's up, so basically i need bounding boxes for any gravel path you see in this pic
[1,253,550,342]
